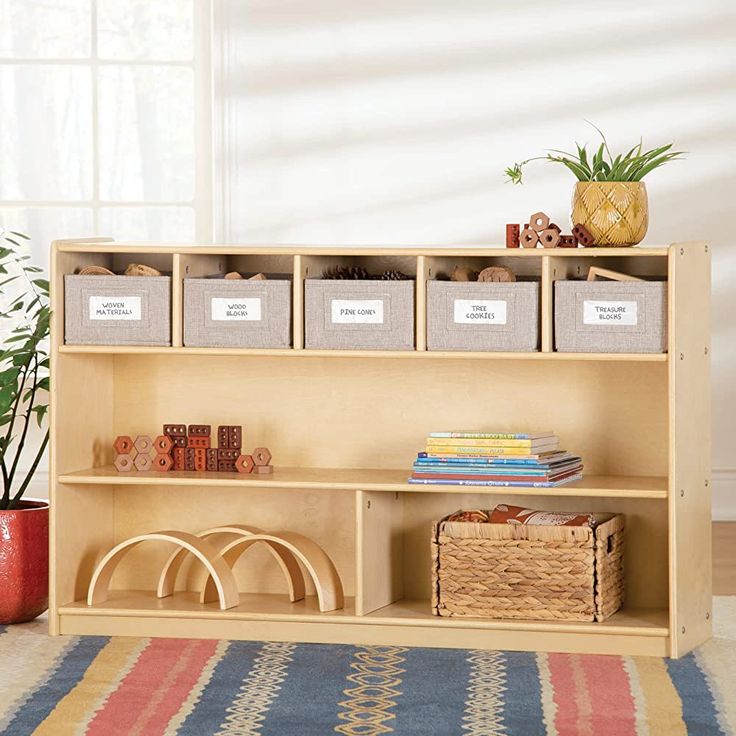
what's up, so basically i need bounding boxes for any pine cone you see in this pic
[378,269,412,281]
[322,265,371,280]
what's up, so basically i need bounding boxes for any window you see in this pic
[0,0,212,269]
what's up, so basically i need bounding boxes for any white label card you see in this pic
[211,297,262,321]
[89,296,141,321]
[583,300,638,325]
[331,299,384,324]
[453,299,507,325]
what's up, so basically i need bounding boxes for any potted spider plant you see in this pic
[0,230,50,624]
[505,124,685,246]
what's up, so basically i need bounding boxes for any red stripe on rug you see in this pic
[548,653,584,734]
[85,638,218,736]
[578,655,636,735]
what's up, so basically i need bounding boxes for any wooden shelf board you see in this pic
[58,591,668,637]
[58,466,668,498]
[58,345,668,361]
[57,242,671,257]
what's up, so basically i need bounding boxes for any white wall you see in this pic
[215,0,736,517]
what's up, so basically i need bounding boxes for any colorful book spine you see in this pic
[425,437,556,448]
[423,446,556,456]
[407,474,583,488]
[428,432,552,440]
[415,454,573,466]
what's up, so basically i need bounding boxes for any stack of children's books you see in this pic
[409,431,583,487]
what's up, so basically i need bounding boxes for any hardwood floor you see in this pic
[714,522,736,595]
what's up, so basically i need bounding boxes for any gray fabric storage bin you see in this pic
[183,278,291,348]
[305,279,414,350]
[555,280,667,353]
[64,274,171,346]
[427,281,539,352]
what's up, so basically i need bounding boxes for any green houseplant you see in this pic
[0,229,50,623]
[504,125,685,246]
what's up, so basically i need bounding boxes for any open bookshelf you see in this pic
[49,239,711,657]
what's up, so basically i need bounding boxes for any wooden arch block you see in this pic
[156,524,306,603]
[200,531,344,612]
[86,531,240,611]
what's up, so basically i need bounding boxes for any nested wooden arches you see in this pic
[87,526,344,612]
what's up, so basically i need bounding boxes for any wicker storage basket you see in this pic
[431,513,625,622]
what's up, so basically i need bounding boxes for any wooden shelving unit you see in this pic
[49,239,711,658]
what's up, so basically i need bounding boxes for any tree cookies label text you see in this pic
[89,296,142,320]
[211,297,262,321]
[453,299,507,325]
[331,299,384,324]
[583,300,638,325]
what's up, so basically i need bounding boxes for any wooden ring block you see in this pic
[157,524,306,603]
[87,531,240,611]
[201,531,344,612]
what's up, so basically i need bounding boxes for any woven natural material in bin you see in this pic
[431,514,625,622]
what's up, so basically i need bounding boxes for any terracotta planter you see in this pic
[571,181,648,246]
[0,499,49,624]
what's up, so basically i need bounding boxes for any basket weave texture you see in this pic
[431,514,625,622]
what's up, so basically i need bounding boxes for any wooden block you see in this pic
[163,424,186,438]
[218,425,230,449]
[217,460,236,473]
[188,424,211,437]
[558,235,577,248]
[229,426,242,449]
[540,228,561,248]
[505,224,520,248]
[477,266,515,283]
[520,228,539,248]
[133,435,153,455]
[206,448,218,472]
[587,266,645,282]
[154,435,173,454]
[224,271,242,280]
[187,435,211,449]
[185,448,196,471]
[252,447,272,466]
[153,453,173,472]
[529,211,550,232]
[218,449,239,461]
[171,435,186,448]
[547,223,561,233]
[253,465,274,475]
[572,223,595,246]
[450,266,478,282]
[194,448,207,472]
[114,453,134,472]
[249,273,267,280]
[173,447,186,471]
[113,436,133,455]
[235,454,255,473]
[133,453,152,471]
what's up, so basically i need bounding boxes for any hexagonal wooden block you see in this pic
[134,435,153,455]
[253,465,274,475]
[153,453,173,472]
[253,447,272,466]
[529,211,550,232]
[134,453,152,471]
[235,454,255,474]
[520,227,539,248]
[113,436,133,455]
[154,435,173,454]
[114,453,134,472]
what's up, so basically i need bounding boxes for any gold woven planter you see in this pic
[571,181,648,247]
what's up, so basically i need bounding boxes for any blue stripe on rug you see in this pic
[391,647,469,735]
[176,641,260,735]
[260,643,354,736]
[500,652,545,735]
[666,653,725,736]
[0,636,109,736]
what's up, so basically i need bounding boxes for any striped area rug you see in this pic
[1,599,734,736]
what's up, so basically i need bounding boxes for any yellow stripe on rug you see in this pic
[633,657,687,735]
[33,637,146,736]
